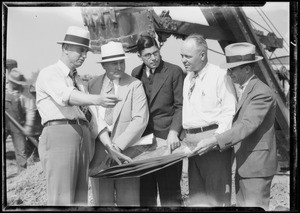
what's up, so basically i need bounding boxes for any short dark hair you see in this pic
[136,35,159,54]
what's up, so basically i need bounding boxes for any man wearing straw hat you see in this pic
[180,34,236,207]
[88,41,149,206]
[5,68,36,173]
[36,26,120,206]
[192,42,278,210]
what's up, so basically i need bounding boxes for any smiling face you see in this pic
[180,38,207,73]
[101,59,126,80]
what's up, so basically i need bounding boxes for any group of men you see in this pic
[9,25,277,210]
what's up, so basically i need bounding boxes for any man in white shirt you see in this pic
[88,41,149,206]
[180,34,236,206]
[36,26,120,206]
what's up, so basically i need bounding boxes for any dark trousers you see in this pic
[184,129,232,207]
[140,161,183,207]
[10,131,27,171]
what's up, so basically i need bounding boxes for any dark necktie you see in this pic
[148,69,154,80]
[188,72,199,100]
[104,80,115,126]
[69,70,92,122]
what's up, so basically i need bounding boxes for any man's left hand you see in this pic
[191,136,218,156]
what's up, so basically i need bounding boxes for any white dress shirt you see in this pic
[97,75,119,132]
[182,63,237,134]
[36,60,86,125]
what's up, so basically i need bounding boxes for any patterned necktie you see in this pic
[188,72,199,100]
[104,80,115,126]
[238,85,244,101]
[69,70,92,122]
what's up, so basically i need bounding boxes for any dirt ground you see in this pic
[3,137,290,211]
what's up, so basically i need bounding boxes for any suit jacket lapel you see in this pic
[236,76,258,113]
[150,61,168,104]
[113,76,130,124]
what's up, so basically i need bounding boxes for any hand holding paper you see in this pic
[190,136,218,156]
[105,144,133,165]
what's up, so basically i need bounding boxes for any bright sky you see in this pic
[4,2,290,80]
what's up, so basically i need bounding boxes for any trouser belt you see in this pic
[44,119,88,127]
[185,124,218,134]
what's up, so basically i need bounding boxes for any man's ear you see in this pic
[244,65,251,73]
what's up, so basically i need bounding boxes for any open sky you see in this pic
[4,2,290,80]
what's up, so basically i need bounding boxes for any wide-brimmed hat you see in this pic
[6,59,18,70]
[57,26,93,52]
[8,68,29,85]
[220,42,263,69]
[98,41,128,63]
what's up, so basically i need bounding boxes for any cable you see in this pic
[255,8,274,33]
[248,17,270,32]
[208,48,224,56]
[259,8,290,49]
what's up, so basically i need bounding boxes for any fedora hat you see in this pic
[220,42,263,69]
[8,68,29,85]
[98,41,128,63]
[57,26,93,52]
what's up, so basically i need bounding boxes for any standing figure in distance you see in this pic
[5,68,37,173]
[132,35,184,207]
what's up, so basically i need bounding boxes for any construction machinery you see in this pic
[82,6,290,169]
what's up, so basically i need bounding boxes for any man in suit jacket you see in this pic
[192,42,278,210]
[132,35,184,206]
[88,41,149,206]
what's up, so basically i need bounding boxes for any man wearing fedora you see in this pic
[36,26,120,206]
[131,35,184,207]
[88,41,149,206]
[5,68,37,173]
[192,42,278,210]
[180,34,236,206]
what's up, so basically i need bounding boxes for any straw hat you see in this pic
[8,68,29,85]
[220,42,263,69]
[57,26,93,52]
[98,41,128,63]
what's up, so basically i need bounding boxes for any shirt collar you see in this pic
[57,60,72,77]
[241,74,255,89]
[104,74,119,85]
[190,63,209,80]
[144,65,155,74]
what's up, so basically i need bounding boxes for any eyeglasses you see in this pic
[142,50,160,60]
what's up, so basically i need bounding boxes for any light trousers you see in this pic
[38,124,90,206]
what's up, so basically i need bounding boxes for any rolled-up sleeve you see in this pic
[215,73,236,134]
